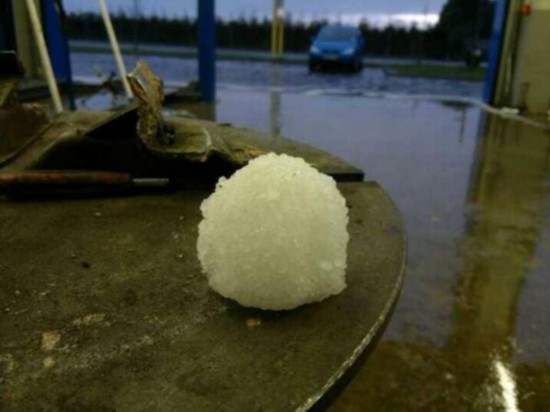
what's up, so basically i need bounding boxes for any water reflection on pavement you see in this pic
[213,86,550,411]
[70,52,483,98]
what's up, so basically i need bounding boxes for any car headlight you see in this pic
[310,45,321,54]
[342,47,355,55]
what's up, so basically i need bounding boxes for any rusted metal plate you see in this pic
[1,110,363,183]
[0,181,405,411]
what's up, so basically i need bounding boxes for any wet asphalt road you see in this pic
[70,52,483,98]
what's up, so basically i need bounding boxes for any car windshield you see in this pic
[317,26,358,41]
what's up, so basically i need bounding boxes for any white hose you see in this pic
[24,0,63,113]
[98,0,133,98]
[314,89,550,129]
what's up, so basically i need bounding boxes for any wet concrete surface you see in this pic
[70,52,483,99]
[202,85,550,410]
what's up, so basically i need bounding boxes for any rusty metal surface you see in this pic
[127,61,168,146]
[0,104,49,167]
[0,181,405,411]
[0,110,363,182]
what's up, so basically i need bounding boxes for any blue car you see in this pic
[309,24,365,73]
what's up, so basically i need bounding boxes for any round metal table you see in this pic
[0,119,406,411]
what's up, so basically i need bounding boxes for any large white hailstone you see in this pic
[197,153,349,310]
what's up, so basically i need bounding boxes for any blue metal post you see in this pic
[198,0,216,102]
[41,0,75,109]
[483,0,510,104]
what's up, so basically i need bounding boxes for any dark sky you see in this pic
[64,0,445,27]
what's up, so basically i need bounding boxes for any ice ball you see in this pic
[197,153,349,310]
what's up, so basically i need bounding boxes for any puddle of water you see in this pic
[213,87,550,410]
[70,52,484,98]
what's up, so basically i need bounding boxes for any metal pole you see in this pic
[41,0,75,110]
[24,0,63,113]
[277,12,284,56]
[483,0,512,104]
[198,0,216,102]
[98,0,132,98]
[271,0,277,57]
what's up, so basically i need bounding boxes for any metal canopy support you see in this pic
[483,0,510,104]
[24,0,63,113]
[41,0,75,109]
[271,0,285,58]
[198,0,216,103]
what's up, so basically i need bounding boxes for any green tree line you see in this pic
[64,0,494,60]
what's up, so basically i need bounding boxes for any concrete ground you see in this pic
[205,86,550,410]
